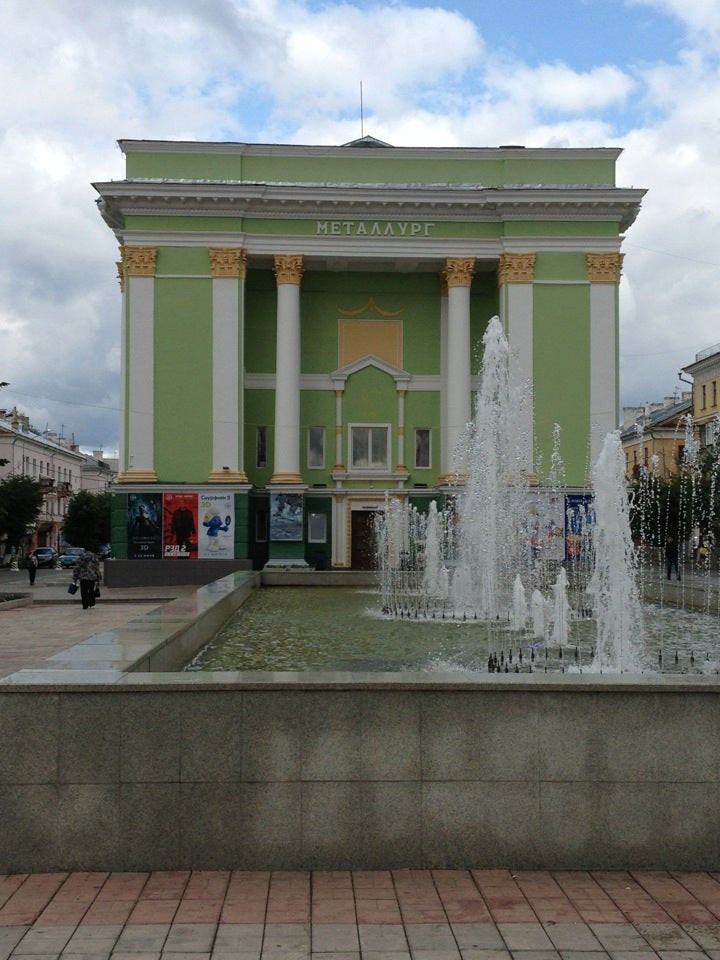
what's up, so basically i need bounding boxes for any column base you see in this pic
[116,469,158,483]
[437,472,467,486]
[207,469,248,483]
[270,472,304,484]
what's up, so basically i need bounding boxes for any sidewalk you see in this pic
[3,868,720,959]
[0,567,191,679]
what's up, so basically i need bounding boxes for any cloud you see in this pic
[485,62,635,115]
[1,0,720,452]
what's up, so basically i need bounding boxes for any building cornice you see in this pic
[94,181,646,234]
[118,139,624,162]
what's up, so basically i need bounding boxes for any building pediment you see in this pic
[331,355,411,388]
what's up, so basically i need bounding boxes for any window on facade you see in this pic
[256,426,267,469]
[704,421,716,446]
[713,381,718,408]
[308,426,325,469]
[414,428,431,469]
[702,384,707,409]
[350,425,390,470]
[308,512,327,543]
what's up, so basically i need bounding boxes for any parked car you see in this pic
[98,544,112,560]
[33,547,58,568]
[59,547,85,569]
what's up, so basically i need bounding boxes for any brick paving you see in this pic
[4,571,720,957]
[1,870,720,958]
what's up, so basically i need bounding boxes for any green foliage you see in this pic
[629,446,720,555]
[0,475,45,550]
[63,491,111,552]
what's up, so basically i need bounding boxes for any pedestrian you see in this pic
[26,551,38,586]
[72,549,101,609]
[665,536,680,581]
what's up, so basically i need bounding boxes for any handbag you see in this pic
[94,586,101,598]
[68,583,78,595]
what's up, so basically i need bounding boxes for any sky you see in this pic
[1,0,720,456]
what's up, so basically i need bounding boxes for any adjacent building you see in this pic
[621,394,692,479]
[683,344,720,450]
[93,138,645,577]
[0,407,116,559]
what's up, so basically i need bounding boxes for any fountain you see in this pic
[376,316,648,673]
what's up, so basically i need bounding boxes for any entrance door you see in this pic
[351,511,378,569]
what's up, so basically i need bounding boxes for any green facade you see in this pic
[94,139,644,572]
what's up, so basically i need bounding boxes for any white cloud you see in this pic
[486,62,635,114]
[1,0,720,450]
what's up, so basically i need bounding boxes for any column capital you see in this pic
[439,270,448,297]
[274,254,304,285]
[209,247,247,279]
[122,246,157,277]
[586,252,624,283]
[497,252,536,285]
[444,257,475,288]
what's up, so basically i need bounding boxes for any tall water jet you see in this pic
[451,316,531,619]
[588,431,645,672]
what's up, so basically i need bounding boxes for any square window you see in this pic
[350,425,389,470]
[308,512,327,543]
[414,428,431,469]
[308,426,325,469]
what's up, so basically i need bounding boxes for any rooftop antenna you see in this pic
[360,81,364,138]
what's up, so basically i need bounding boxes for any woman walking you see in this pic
[72,549,101,609]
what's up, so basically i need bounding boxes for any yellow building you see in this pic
[621,395,691,479]
[683,344,720,449]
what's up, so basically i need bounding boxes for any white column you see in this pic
[208,248,247,482]
[335,390,344,471]
[498,252,536,477]
[397,390,406,472]
[588,253,623,464]
[439,273,449,476]
[116,256,127,477]
[442,257,474,480]
[271,255,304,484]
[118,246,157,482]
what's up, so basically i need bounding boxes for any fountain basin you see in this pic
[1,572,719,872]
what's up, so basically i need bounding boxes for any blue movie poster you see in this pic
[127,492,162,559]
[270,493,303,541]
[565,494,594,562]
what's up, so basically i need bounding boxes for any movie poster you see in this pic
[270,493,303,541]
[198,492,234,559]
[127,492,162,559]
[527,491,566,562]
[565,494,594,561]
[162,492,198,559]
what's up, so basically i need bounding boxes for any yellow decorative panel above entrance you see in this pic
[339,318,403,369]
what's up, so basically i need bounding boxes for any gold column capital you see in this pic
[274,254,304,285]
[444,257,475,288]
[122,246,157,277]
[497,252,536,285]
[586,252,624,283]
[209,247,247,279]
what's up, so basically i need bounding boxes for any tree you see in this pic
[0,475,45,552]
[63,490,111,551]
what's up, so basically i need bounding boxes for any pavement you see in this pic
[3,567,720,959]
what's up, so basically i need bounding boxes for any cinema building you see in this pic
[93,137,644,581]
